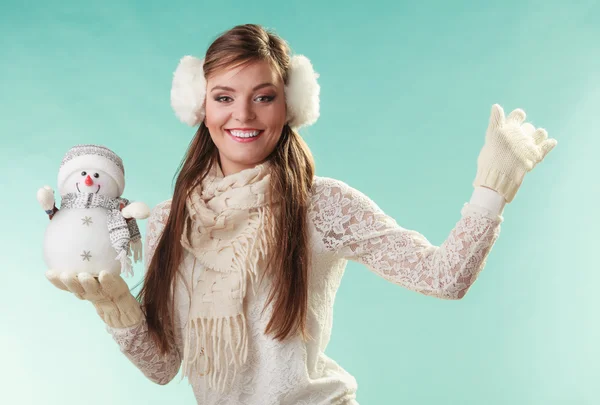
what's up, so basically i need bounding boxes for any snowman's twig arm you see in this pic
[46,204,59,220]
[37,185,58,219]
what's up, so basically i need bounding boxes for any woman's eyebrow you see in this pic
[210,83,276,93]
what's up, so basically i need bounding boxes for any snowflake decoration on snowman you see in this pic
[37,145,150,279]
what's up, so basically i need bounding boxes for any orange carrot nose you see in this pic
[85,175,94,186]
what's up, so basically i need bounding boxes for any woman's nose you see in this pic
[233,100,256,122]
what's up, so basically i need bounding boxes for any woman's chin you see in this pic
[219,154,270,173]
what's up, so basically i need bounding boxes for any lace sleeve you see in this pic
[310,178,503,300]
[107,320,182,385]
[106,200,182,385]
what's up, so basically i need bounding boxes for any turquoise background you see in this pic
[1,0,598,403]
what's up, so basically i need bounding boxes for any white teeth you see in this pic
[229,130,260,138]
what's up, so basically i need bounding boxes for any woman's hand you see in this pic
[473,104,557,203]
[45,270,144,329]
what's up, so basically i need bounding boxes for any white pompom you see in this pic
[171,56,207,126]
[285,55,321,129]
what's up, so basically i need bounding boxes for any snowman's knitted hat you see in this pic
[58,144,125,196]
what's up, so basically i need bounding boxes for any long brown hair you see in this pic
[138,24,315,355]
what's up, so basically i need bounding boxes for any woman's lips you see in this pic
[226,129,264,143]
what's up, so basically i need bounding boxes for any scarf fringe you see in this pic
[181,205,271,392]
[115,250,134,277]
[130,238,143,263]
[181,314,249,392]
[114,239,141,278]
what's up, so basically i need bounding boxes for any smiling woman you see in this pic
[40,23,558,405]
[204,59,288,175]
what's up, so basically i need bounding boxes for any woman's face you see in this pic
[204,59,287,176]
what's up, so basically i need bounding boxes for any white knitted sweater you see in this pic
[107,176,505,405]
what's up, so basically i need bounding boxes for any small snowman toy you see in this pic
[37,144,150,277]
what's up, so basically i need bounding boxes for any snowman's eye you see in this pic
[81,171,87,176]
[93,173,99,178]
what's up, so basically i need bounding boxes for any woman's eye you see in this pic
[93,173,99,178]
[215,95,275,103]
[81,171,87,176]
[256,95,275,103]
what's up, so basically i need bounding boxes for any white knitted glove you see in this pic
[46,270,144,329]
[122,201,151,220]
[37,185,55,211]
[473,104,557,203]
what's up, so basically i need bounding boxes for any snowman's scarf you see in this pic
[60,192,142,277]
[179,160,277,394]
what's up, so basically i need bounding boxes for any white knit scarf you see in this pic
[180,160,276,392]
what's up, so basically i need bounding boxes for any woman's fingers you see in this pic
[45,270,69,291]
[528,127,556,160]
[78,273,105,301]
[531,127,548,145]
[540,138,558,158]
[507,108,526,125]
[488,104,505,132]
[47,270,139,321]
[46,270,123,302]
[521,122,536,137]
[59,273,85,300]
[98,270,129,299]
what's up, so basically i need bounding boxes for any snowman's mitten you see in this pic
[473,104,557,203]
[46,270,144,329]
[37,186,55,211]
[122,201,151,220]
